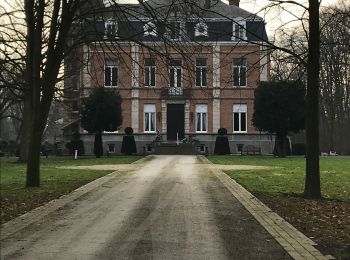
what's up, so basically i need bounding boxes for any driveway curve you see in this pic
[1,155,290,259]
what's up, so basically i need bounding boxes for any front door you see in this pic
[167,104,185,141]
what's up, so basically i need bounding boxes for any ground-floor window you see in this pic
[233,104,247,133]
[144,104,156,132]
[108,144,115,153]
[196,104,207,133]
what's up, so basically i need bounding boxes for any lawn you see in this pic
[0,156,142,224]
[208,155,350,259]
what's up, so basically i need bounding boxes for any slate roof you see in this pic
[84,0,268,42]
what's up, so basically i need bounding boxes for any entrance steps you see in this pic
[153,142,199,155]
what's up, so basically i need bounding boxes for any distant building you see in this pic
[63,0,274,155]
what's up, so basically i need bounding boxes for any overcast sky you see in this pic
[118,0,340,35]
[238,0,339,34]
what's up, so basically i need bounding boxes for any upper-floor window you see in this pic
[169,59,182,87]
[168,22,181,40]
[105,60,118,87]
[145,58,156,87]
[144,21,157,37]
[233,58,247,87]
[231,20,246,41]
[105,20,118,38]
[233,104,247,133]
[194,22,208,37]
[196,58,207,87]
[144,104,156,133]
[196,104,208,133]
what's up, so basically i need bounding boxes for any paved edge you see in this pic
[0,156,150,241]
[198,156,334,260]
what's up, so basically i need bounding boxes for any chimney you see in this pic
[228,0,240,6]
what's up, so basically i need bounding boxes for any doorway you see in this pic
[167,104,185,141]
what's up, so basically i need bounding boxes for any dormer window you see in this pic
[231,19,247,41]
[144,21,157,37]
[167,22,181,40]
[194,22,208,37]
[105,20,118,38]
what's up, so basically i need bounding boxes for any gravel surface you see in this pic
[1,155,290,260]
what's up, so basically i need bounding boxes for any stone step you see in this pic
[153,143,199,155]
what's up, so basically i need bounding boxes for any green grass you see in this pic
[0,156,142,223]
[208,156,350,201]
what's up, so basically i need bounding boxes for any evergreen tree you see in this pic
[253,81,305,157]
[81,88,122,157]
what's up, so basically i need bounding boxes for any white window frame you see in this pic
[104,60,118,87]
[233,104,247,133]
[169,60,182,88]
[144,58,156,87]
[194,22,208,37]
[231,19,247,41]
[195,58,207,87]
[144,104,156,133]
[104,20,118,38]
[143,21,157,37]
[196,104,208,133]
[233,58,247,87]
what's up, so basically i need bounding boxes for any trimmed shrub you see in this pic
[218,128,228,136]
[125,127,134,135]
[121,127,137,155]
[214,128,230,155]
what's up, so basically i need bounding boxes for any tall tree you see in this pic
[253,81,305,157]
[81,88,123,158]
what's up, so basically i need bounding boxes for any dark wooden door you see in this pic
[167,104,185,140]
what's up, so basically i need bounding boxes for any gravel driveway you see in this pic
[1,155,290,260]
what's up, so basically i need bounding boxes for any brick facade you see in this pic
[63,0,274,155]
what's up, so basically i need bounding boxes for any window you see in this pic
[144,21,157,37]
[168,22,181,40]
[196,58,207,87]
[108,144,115,153]
[231,20,246,41]
[233,104,247,133]
[104,60,118,87]
[144,104,156,133]
[233,58,247,87]
[194,22,208,37]
[196,104,207,133]
[105,20,118,38]
[169,59,182,87]
[144,58,156,87]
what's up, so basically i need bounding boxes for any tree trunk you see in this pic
[273,134,287,157]
[18,99,31,163]
[26,126,42,187]
[94,131,103,158]
[304,0,321,199]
